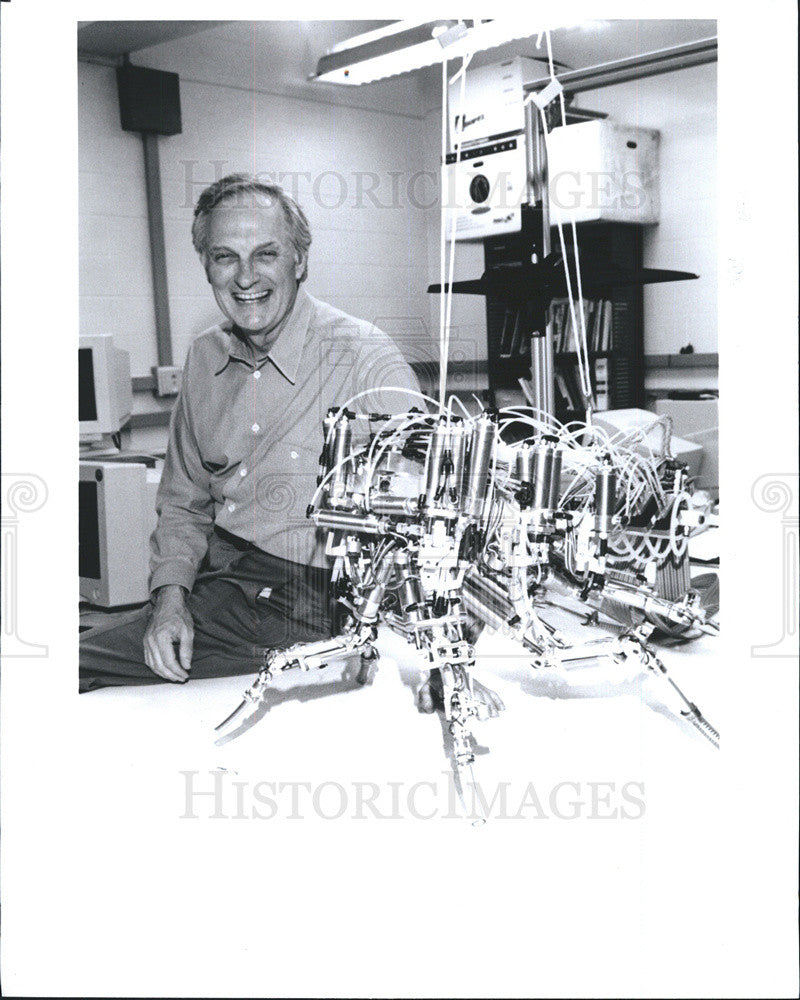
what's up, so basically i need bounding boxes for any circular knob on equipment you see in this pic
[469,174,491,204]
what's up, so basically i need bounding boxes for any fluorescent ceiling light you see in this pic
[312,19,554,85]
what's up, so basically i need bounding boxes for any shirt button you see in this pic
[290,450,298,460]
[228,503,236,513]
[253,370,261,380]
[239,467,247,477]
[252,423,260,434]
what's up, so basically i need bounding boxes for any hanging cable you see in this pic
[544,31,592,408]
[439,51,473,412]
[526,31,593,415]
[438,57,449,414]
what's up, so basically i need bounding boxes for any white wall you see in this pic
[79,63,156,376]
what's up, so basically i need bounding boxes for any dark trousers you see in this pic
[79,529,333,693]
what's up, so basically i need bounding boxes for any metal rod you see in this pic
[524,37,717,96]
[540,100,554,417]
[525,99,554,417]
[142,132,173,367]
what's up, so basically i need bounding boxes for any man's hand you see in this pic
[144,585,194,682]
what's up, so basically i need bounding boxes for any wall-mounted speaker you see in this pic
[116,63,182,136]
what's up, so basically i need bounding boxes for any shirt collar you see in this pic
[214,286,313,384]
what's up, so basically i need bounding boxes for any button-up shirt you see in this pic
[150,287,422,592]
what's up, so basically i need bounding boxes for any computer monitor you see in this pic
[79,335,133,439]
[79,460,160,607]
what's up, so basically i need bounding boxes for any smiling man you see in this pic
[79,174,421,691]
[200,185,307,354]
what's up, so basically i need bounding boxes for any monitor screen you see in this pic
[79,336,132,437]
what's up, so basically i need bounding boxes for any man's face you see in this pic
[203,195,306,345]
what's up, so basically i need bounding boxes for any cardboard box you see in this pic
[547,120,660,225]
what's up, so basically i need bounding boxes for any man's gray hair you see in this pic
[192,173,312,282]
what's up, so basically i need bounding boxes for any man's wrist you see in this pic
[152,584,188,608]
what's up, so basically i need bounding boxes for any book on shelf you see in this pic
[555,361,595,415]
[554,371,573,411]
[600,299,612,351]
[499,308,514,358]
[498,307,529,360]
[536,355,611,416]
[550,297,613,353]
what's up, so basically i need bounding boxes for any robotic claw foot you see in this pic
[214,626,378,745]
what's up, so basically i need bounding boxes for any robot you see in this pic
[216,400,719,808]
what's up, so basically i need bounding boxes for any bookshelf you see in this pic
[484,206,545,404]
[484,218,646,420]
